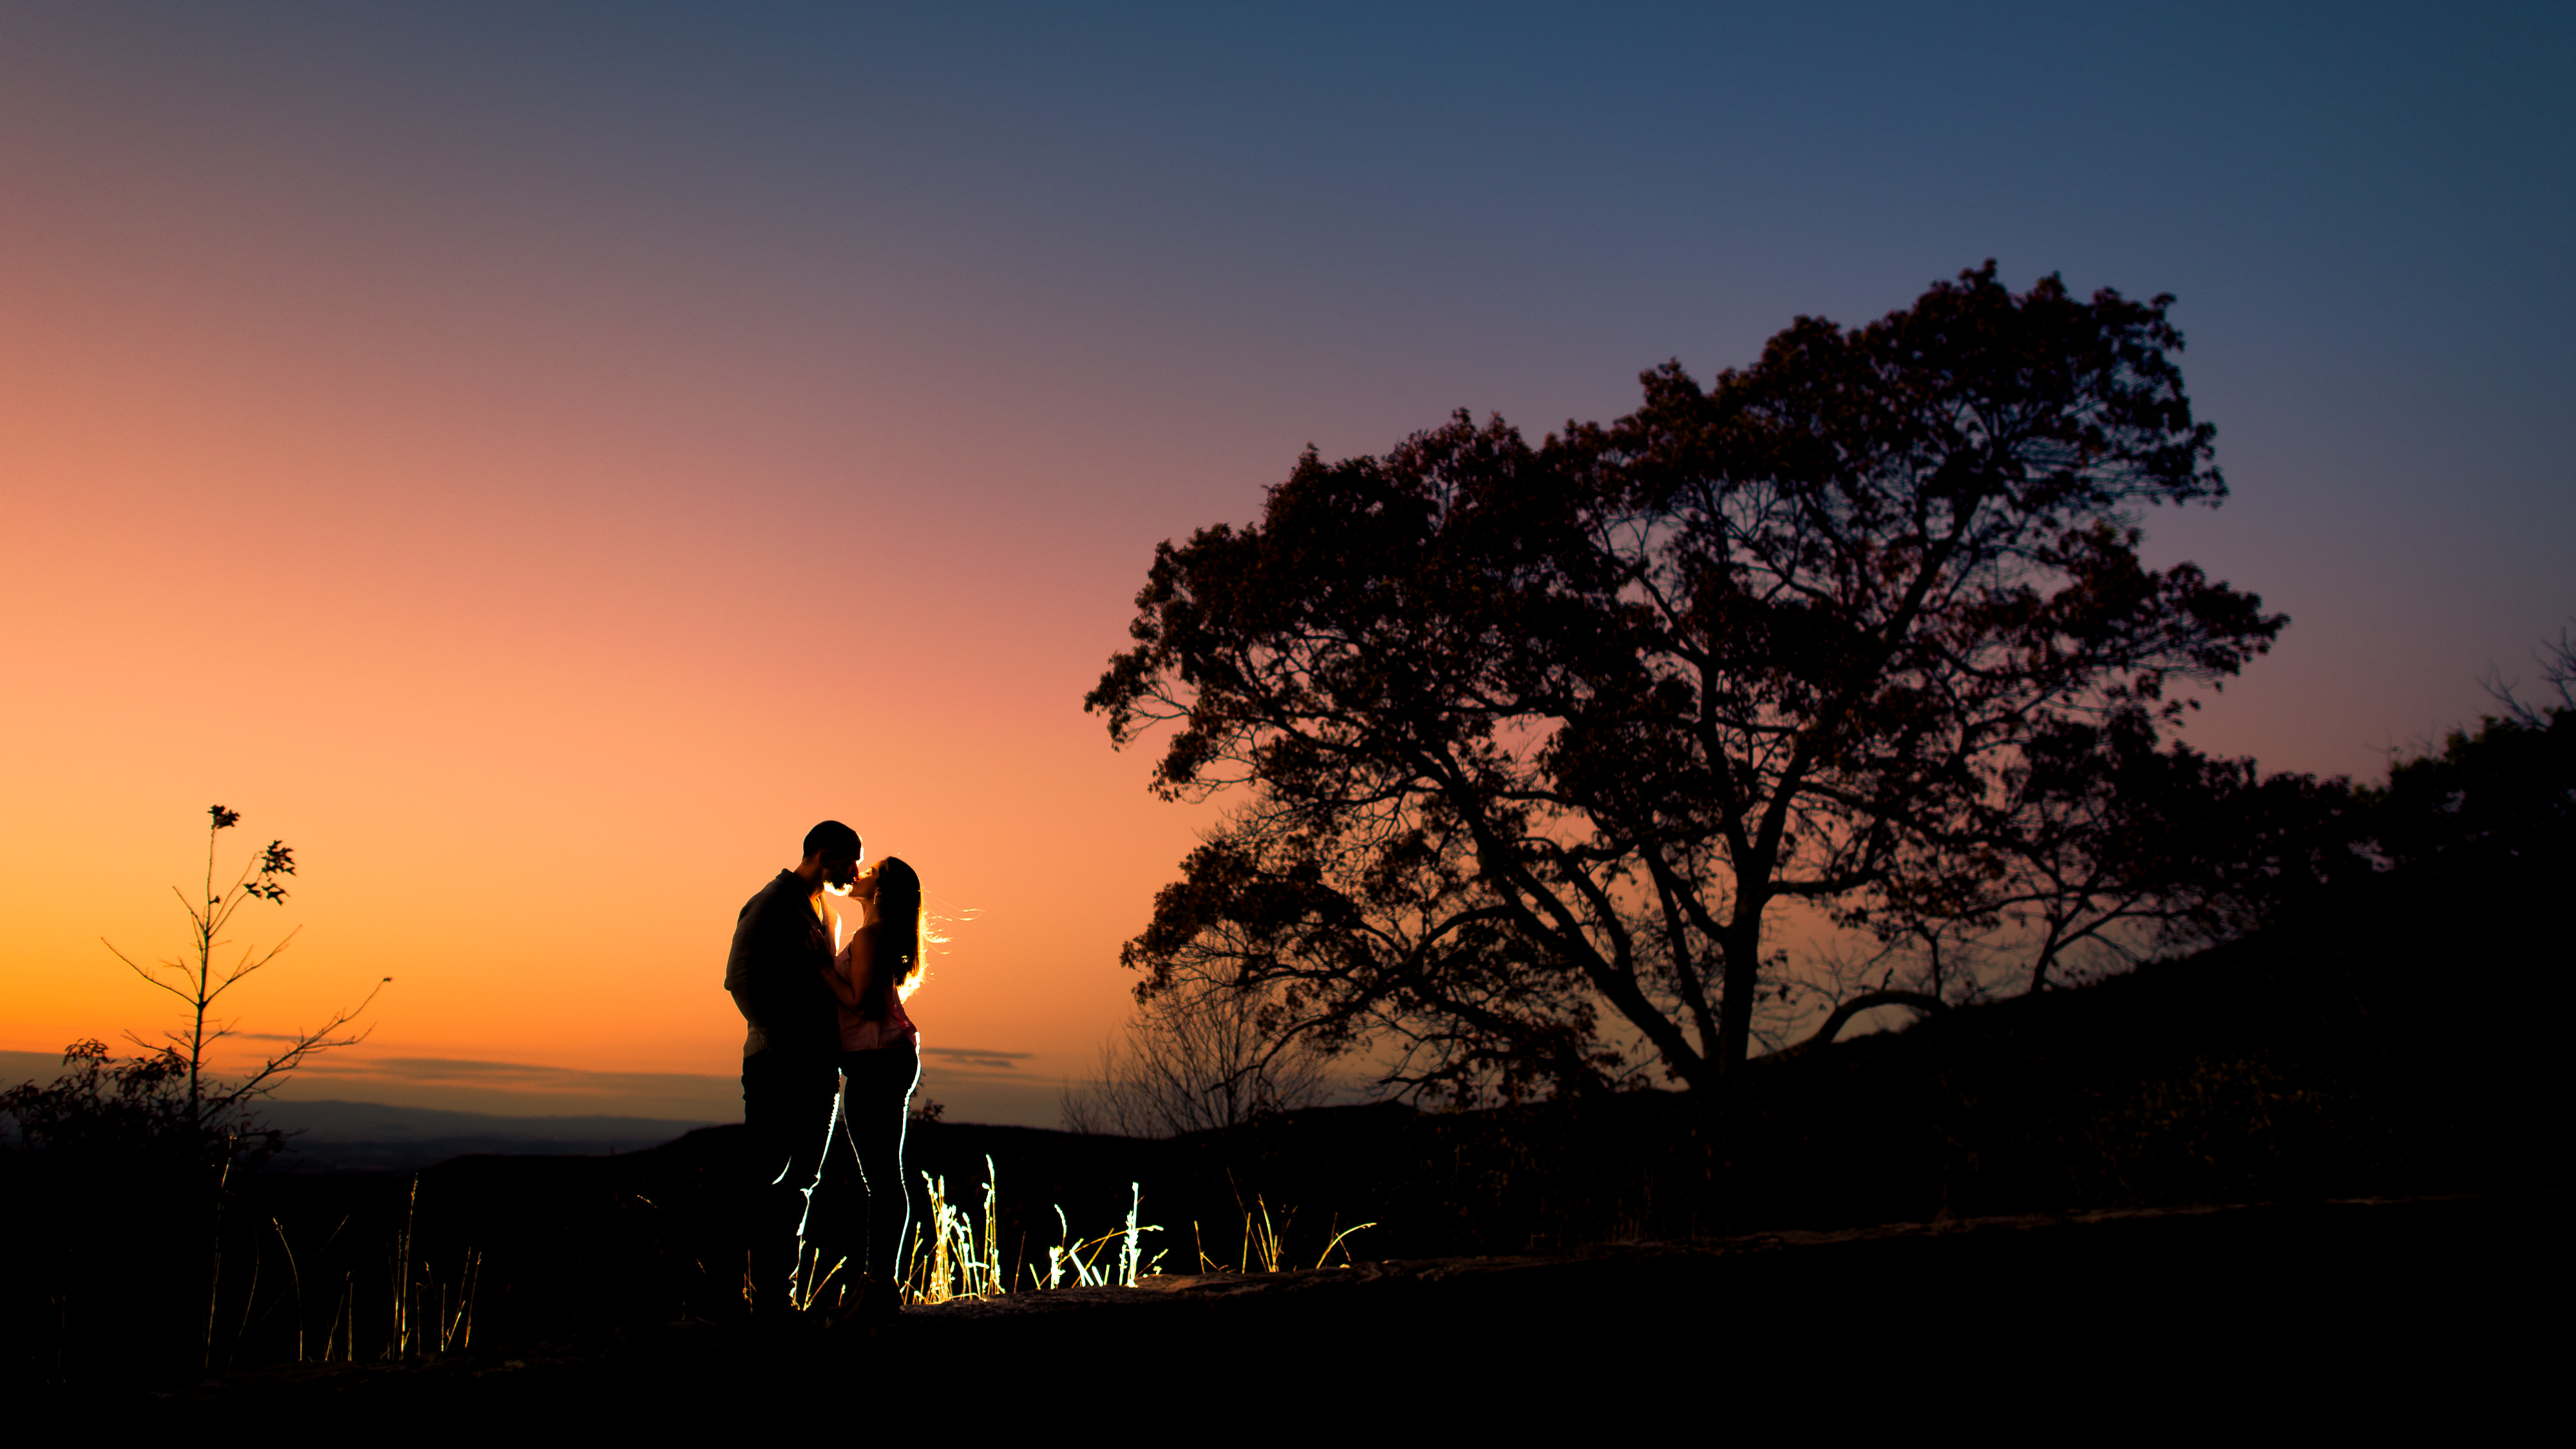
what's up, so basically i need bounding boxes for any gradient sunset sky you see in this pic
[5,4,2568,1126]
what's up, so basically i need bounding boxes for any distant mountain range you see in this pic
[257,1099,724,1173]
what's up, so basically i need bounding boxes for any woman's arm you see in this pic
[820,927,875,1011]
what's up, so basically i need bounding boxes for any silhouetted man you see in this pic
[726,819,861,1315]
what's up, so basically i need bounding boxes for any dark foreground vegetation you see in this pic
[141,1197,2553,1428]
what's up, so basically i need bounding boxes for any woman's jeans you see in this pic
[833,1043,921,1283]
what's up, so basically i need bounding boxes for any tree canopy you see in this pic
[1089,265,2290,1100]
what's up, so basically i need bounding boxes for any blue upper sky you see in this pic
[11,2,2568,775]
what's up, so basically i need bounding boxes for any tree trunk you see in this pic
[1713,916,1765,1073]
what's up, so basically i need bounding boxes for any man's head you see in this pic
[798,820,865,894]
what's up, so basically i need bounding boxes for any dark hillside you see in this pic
[996,811,2566,1258]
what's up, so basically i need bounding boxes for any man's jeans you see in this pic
[741,1049,839,1311]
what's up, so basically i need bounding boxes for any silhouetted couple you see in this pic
[724,820,928,1323]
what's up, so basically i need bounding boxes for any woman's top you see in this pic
[833,926,919,1054]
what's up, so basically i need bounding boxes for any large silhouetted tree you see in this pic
[1089,265,2287,1099]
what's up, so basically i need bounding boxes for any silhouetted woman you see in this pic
[820,854,926,1318]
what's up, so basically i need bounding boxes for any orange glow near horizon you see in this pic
[0,133,1235,1126]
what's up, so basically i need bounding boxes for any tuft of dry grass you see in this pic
[905,1155,1005,1304]
[873,1162,1385,1307]
[387,1178,481,1356]
[1204,1195,1376,1274]
[1031,1182,1164,1290]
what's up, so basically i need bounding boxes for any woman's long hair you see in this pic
[871,857,927,1011]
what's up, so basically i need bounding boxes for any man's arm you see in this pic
[729,880,835,1053]
[725,885,795,1042]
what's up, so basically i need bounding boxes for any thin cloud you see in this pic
[921,1045,1032,1072]
[292,1055,732,1097]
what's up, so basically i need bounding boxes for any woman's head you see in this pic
[872,857,927,992]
